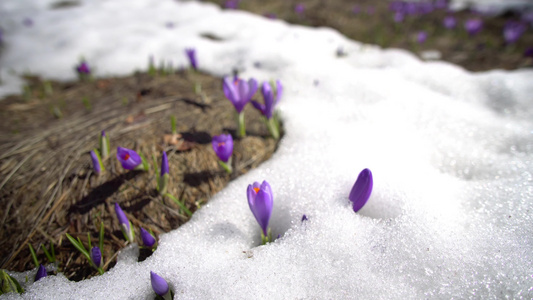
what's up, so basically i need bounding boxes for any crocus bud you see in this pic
[35,264,47,282]
[185,48,197,70]
[90,149,103,174]
[141,227,156,248]
[417,31,428,44]
[247,181,273,237]
[150,271,170,299]
[90,246,102,268]
[100,131,110,159]
[115,203,134,242]
[76,61,90,74]
[158,151,170,195]
[116,147,142,170]
[349,168,373,212]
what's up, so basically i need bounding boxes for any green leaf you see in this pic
[165,193,192,217]
[65,233,90,261]
[41,244,55,263]
[171,116,177,135]
[28,244,39,268]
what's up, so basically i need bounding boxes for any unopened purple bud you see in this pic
[247,180,273,236]
[141,227,156,248]
[116,147,142,170]
[35,264,47,281]
[443,15,456,29]
[352,5,360,14]
[394,12,404,23]
[295,3,305,15]
[76,61,90,74]
[115,203,133,241]
[160,151,169,177]
[417,31,428,44]
[91,246,102,268]
[90,150,101,174]
[349,168,373,212]
[185,48,197,70]
[150,271,169,297]
[212,134,233,163]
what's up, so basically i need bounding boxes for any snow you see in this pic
[1,0,533,299]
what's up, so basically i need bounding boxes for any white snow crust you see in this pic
[1,0,532,299]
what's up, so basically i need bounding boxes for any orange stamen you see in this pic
[218,142,225,147]
[124,154,130,160]
[253,187,260,193]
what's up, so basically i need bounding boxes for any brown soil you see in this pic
[0,70,281,281]
[205,0,533,72]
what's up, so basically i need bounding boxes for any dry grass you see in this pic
[0,70,281,280]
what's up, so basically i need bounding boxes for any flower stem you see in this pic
[266,118,280,140]
[218,159,232,174]
[237,112,246,138]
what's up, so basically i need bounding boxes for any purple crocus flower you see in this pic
[90,246,102,268]
[185,48,197,70]
[90,150,101,174]
[76,61,90,75]
[115,203,134,242]
[35,264,47,281]
[141,227,156,248]
[394,12,404,23]
[464,18,483,36]
[116,147,142,170]
[247,180,273,236]
[352,5,360,15]
[295,3,305,15]
[366,6,375,15]
[212,134,233,163]
[222,76,258,113]
[417,31,428,44]
[150,271,169,297]
[443,15,456,29]
[349,168,373,212]
[251,81,282,119]
[503,21,526,44]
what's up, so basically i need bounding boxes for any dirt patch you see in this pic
[0,70,281,281]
